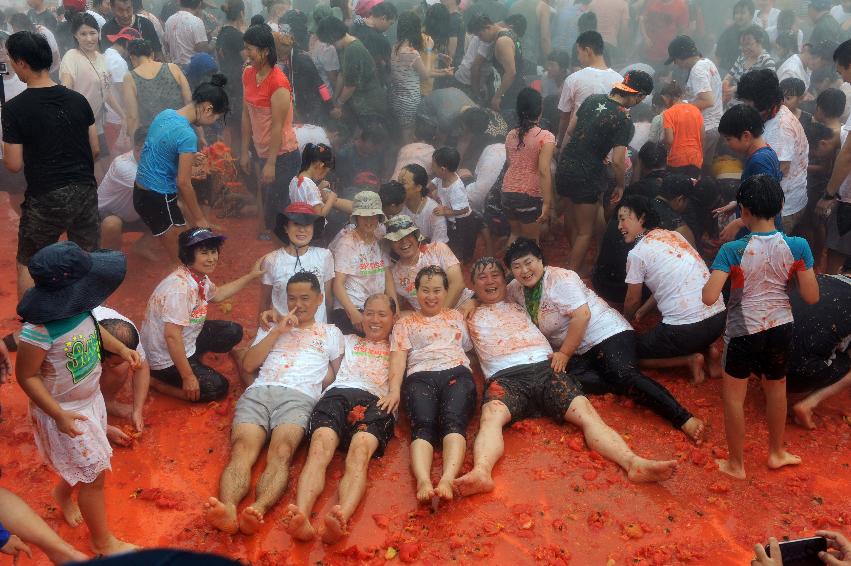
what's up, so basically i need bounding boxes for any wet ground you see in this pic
[0,205,848,565]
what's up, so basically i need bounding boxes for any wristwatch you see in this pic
[823,192,836,200]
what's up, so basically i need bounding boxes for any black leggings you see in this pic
[402,365,477,446]
[150,320,243,402]
[568,330,693,429]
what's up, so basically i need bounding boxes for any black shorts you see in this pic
[17,182,100,264]
[636,310,726,359]
[308,387,395,457]
[133,185,186,236]
[402,365,476,446]
[787,351,851,394]
[447,214,481,263]
[555,156,606,204]
[483,360,583,423]
[723,323,794,380]
[501,191,543,224]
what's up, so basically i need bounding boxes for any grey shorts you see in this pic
[826,203,851,256]
[233,385,316,434]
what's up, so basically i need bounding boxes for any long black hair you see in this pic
[395,11,423,53]
[402,163,429,196]
[71,11,100,41]
[515,87,542,148]
[243,23,277,67]
[299,143,334,173]
[192,73,230,115]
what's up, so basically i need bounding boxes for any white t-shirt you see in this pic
[0,75,26,160]
[763,105,809,216]
[140,267,216,371]
[328,335,391,398]
[331,230,389,310]
[261,247,335,323]
[289,175,322,207]
[557,66,623,114]
[625,230,726,325]
[468,301,553,379]
[390,242,473,309]
[752,7,780,28]
[93,305,147,362]
[831,4,851,25]
[686,58,723,131]
[466,143,506,213]
[88,9,107,31]
[454,35,492,85]
[97,150,140,222]
[432,177,471,220]
[506,267,631,354]
[251,323,344,400]
[164,10,207,65]
[309,39,340,95]
[35,24,61,74]
[390,309,472,375]
[295,124,330,154]
[104,47,129,125]
[401,197,449,244]
[776,54,811,89]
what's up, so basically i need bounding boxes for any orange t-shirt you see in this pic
[242,65,298,158]
[662,102,704,168]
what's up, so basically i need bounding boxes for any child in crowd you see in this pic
[659,81,704,177]
[779,77,811,129]
[702,175,819,480]
[803,122,839,260]
[288,143,337,216]
[16,242,138,555]
[429,147,478,261]
[815,88,846,143]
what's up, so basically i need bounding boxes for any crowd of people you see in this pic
[1,0,851,562]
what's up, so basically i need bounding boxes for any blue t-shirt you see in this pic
[736,145,783,234]
[135,109,198,195]
[0,522,9,549]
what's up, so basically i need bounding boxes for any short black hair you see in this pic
[467,15,492,35]
[127,38,153,57]
[415,264,449,290]
[638,141,668,169]
[402,163,429,196]
[737,174,784,219]
[316,15,347,43]
[733,0,754,15]
[577,11,596,32]
[736,68,782,113]
[576,30,604,55]
[740,24,768,47]
[370,1,397,20]
[834,38,851,69]
[547,49,571,69]
[779,77,806,98]
[504,237,544,267]
[470,256,506,279]
[5,30,52,71]
[379,180,406,206]
[286,270,321,292]
[616,194,660,231]
[364,293,397,314]
[504,14,527,38]
[99,319,140,354]
[816,87,847,119]
[659,174,693,199]
[718,104,765,138]
[433,146,460,171]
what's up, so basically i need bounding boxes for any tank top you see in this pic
[131,63,185,129]
[494,29,525,109]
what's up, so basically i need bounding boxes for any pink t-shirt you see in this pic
[390,309,472,375]
[502,127,555,197]
[390,242,472,309]
[242,65,298,158]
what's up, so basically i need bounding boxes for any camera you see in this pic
[0,61,8,76]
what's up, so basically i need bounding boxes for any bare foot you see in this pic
[91,536,138,556]
[104,399,133,420]
[434,478,454,501]
[106,425,132,447]
[680,417,705,444]
[451,468,495,498]
[52,485,83,527]
[792,400,817,430]
[49,548,89,564]
[204,497,239,534]
[716,458,746,480]
[283,504,316,542]
[321,505,349,544]
[415,479,435,503]
[238,506,264,536]
[626,457,678,483]
[707,346,722,379]
[688,353,706,384]
[767,451,802,470]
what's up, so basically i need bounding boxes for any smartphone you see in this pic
[765,536,828,566]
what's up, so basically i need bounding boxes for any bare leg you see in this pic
[410,439,435,503]
[518,221,542,245]
[100,367,132,420]
[717,373,748,479]
[149,378,194,402]
[78,473,137,555]
[99,216,124,251]
[205,424,266,534]
[763,378,801,470]
[707,345,723,379]
[566,203,598,273]
[452,401,511,497]
[155,227,181,266]
[0,488,88,564]
[285,428,338,541]
[244,424,304,535]
[563,396,677,483]
[434,433,466,501]
[52,480,82,528]
[323,432,379,544]
[793,370,851,429]
[639,354,706,384]
[16,262,34,302]
[130,232,161,262]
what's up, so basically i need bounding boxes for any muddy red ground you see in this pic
[0,206,849,565]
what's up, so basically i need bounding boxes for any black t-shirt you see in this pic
[790,274,851,363]
[101,16,162,53]
[351,21,391,85]
[562,94,635,179]
[1,85,96,195]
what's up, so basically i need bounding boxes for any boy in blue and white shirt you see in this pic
[703,174,819,480]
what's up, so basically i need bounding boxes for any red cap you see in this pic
[353,171,379,188]
[283,202,320,216]
[107,26,143,43]
[63,0,86,12]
